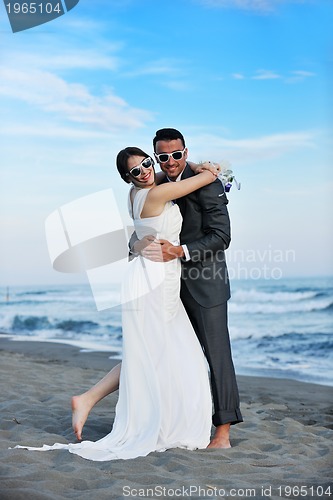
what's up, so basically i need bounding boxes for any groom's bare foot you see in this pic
[71,394,91,441]
[207,423,231,449]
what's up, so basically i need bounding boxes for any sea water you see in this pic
[1,277,332,386]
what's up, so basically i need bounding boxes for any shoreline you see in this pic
[0,336,120,372]
[1,337,332,499]
[1,333,332,388]
[1,336,333,430]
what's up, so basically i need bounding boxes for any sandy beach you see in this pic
[0,338,332,500]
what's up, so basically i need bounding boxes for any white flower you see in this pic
[216,160,241,191]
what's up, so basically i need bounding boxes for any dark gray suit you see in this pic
[175,164,242,426]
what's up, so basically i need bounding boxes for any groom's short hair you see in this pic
[153,128,186,151]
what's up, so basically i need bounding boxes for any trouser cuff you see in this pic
[213,408,243,427]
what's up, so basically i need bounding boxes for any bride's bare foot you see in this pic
[207,423,231,449]
[71,394,91,441]
[71,364,121,440]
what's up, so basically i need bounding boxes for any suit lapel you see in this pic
[180,163,193,180]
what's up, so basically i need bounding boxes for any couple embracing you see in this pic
[16,128,243,461]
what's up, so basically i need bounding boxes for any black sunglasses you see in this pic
[154,148,186,163]
[126,157,154,178]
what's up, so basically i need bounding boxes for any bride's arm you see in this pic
[139,170,216,259]
[188,161,221,175]
[154,162,218,185]
[155,170,166,184]
[145,170,217,214]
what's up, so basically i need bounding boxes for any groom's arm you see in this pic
[128,231,139,261]
[128,231,138,253]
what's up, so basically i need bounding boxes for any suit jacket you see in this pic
[174,163,231,307]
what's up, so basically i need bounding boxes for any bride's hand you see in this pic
[132,235,154,253]
[133,235,164,261]
[188,161,221,176]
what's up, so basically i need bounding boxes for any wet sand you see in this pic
[1,338,332,499]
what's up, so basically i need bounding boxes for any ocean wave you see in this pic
[7,295,94,305]
[295,286,333,294]
[233,332,333,360]
[229,298,333,314]
[55,319,100,332]
[1,313,124,340]
[4,299,73,307]
[5,287,120,306]
[231,288,324,303]
[256,332,333,355]
[8,315,104,334]
[12,315,52,331]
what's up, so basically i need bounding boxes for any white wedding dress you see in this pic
[15,188,212,461]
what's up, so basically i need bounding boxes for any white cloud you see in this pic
[0,24,122,72]
[291,70,315,77]
[252,69,281,80]
[163,81,192,91]
[0,67,153,130]
[230,69,315,82]
[232,73,245,79]
[285,70,316,83]
[56,16,111,32]
[1,47,120,72]
[124,58,184,78]
[187,130,317,164]
[123,59,192,91]
[33,51,119,71]
[196,0,308,13]
[0,123,110,140]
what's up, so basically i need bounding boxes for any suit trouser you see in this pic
[180,283,243,427]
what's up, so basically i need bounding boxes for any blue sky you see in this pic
[0,0,332,285]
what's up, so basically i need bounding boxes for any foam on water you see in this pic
[1,278,332,385]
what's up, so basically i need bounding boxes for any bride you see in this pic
[15,147,217,461]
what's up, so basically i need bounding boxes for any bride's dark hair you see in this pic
[116,147,150,183]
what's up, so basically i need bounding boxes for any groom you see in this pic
[137,128,243,448]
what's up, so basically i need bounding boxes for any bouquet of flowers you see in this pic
[215,160,241,192]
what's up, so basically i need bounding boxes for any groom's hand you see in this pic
[134,236,163,262]
[140,238,184,262]
[132,235,158,256]
[157,240,184,262]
